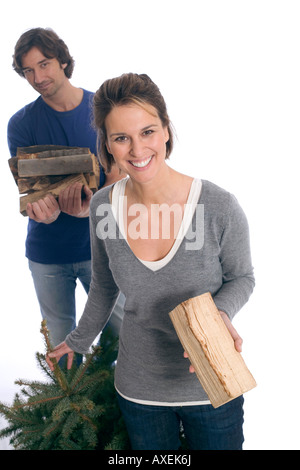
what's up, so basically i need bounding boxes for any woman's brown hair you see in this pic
[93,73,174,173]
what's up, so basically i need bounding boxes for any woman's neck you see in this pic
[126,165,192,207]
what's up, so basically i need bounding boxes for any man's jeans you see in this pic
[117,393,244,450]
[29,260,124,347]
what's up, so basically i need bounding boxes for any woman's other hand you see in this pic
[184,310,243,373]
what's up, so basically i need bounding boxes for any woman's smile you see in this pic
[129,155,153,169]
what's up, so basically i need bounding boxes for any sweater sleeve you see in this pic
[7,113,31,157]
[65,195,120,353]
[213,193,255,319]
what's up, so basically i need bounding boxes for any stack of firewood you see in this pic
[8,145,100,216]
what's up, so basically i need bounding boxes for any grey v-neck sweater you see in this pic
[66,179,255,404]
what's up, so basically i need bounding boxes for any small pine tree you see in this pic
[0,321,130,450]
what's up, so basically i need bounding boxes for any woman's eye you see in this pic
[115,136,127,142]
[143,129,154,136]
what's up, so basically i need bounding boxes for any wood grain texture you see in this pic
[169,292,256,408]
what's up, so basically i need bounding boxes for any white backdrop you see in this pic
[0,0,299,450]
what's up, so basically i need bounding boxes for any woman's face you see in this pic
[105,103,169,184]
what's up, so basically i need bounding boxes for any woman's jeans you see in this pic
[117,393,244,450]
[28,260,125,347]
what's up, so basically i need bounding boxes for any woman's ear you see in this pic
[164,126,169,144]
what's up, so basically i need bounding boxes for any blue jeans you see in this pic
[29,260,124,347]
[117,394,244,450]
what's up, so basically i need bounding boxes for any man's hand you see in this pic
[58,183,93,217]
[26,194,61,224]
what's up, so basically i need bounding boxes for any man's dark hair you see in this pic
[12,28,74,78]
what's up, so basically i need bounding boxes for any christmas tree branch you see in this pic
[69,347,101,393]
[40,320,69,393]
[11,394,66,410]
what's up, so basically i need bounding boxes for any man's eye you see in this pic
[115,136,127,142]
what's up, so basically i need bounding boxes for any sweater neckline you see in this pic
[38,88,87,115]
[111,177,202,272]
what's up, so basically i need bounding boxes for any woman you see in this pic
[47,73,255,450]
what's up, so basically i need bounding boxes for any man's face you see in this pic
[21,46,67,99]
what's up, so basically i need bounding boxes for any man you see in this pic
[8,28,124,348]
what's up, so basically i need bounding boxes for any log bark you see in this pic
[8,157,18,183]
[17,176,63,194]
[169,292,256,408]
[16,145,90,158]
[18,154,93,177]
